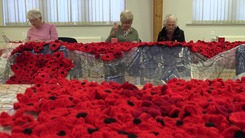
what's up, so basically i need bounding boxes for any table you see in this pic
[0,85,30,113]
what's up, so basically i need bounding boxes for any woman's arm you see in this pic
[105,28,115,42]
[180,30,185,42]
[132,30,140,43]
[128,28,140,43]
[50,24,58,41]
[105,23,118,42]
[157,31,163,42]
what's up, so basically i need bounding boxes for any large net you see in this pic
[0,42,244,85]
[191,45,238,81]
[67,46,191,85]
[69,45,242,85]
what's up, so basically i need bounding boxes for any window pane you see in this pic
[2,0,125,26]
[192,0,245,24]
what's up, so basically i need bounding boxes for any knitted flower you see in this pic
[229,112,245,130]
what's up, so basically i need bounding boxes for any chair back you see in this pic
[58,37,78,43]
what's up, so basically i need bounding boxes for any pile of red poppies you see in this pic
[6,51,73,84]
[2,40,245,137]
[1,77,245,137]
[11,40,245,62]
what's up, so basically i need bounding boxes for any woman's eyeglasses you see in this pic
[122,21,132,25]
[29,18,39,23]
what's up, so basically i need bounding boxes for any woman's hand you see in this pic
[111,22,118,36]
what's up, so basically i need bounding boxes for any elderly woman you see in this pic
[157,14,185,42]
[105,10,140,43]
[25,9,58,42]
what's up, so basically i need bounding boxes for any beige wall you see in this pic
[1,0,245,42]
[0,0,153,42]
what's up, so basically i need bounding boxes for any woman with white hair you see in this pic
[157,14,185,42]
[105,9,140,43]
[25,9,58,42]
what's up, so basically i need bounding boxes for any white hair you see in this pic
[120,10,134,23]
[27,9,42,20]
[163,14,178,27]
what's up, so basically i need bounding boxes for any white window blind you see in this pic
[192,0,245,24]
[2,0,125,26]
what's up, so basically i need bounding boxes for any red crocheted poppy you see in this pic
[49,42,61,51]
[229,112,245,129]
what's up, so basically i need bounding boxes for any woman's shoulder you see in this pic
[159,27,167,34]
[42,22,56,27]
[130,27,138,33]
[176,26,184,32]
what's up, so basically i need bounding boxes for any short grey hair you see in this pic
[120,10,134,23]
[27,9,42,20]
[163,14,178,27]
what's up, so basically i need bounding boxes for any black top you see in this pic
[157,26,185,42]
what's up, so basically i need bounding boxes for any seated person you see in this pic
[105,10,140,43]
[157,14,185,42]
[25,9,58,42]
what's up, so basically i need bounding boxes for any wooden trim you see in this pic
[153,0,163,42]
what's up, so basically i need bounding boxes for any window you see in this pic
[192,0,245,24]
[2,0,125,26]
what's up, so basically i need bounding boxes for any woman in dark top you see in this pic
[157,14,185,42]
